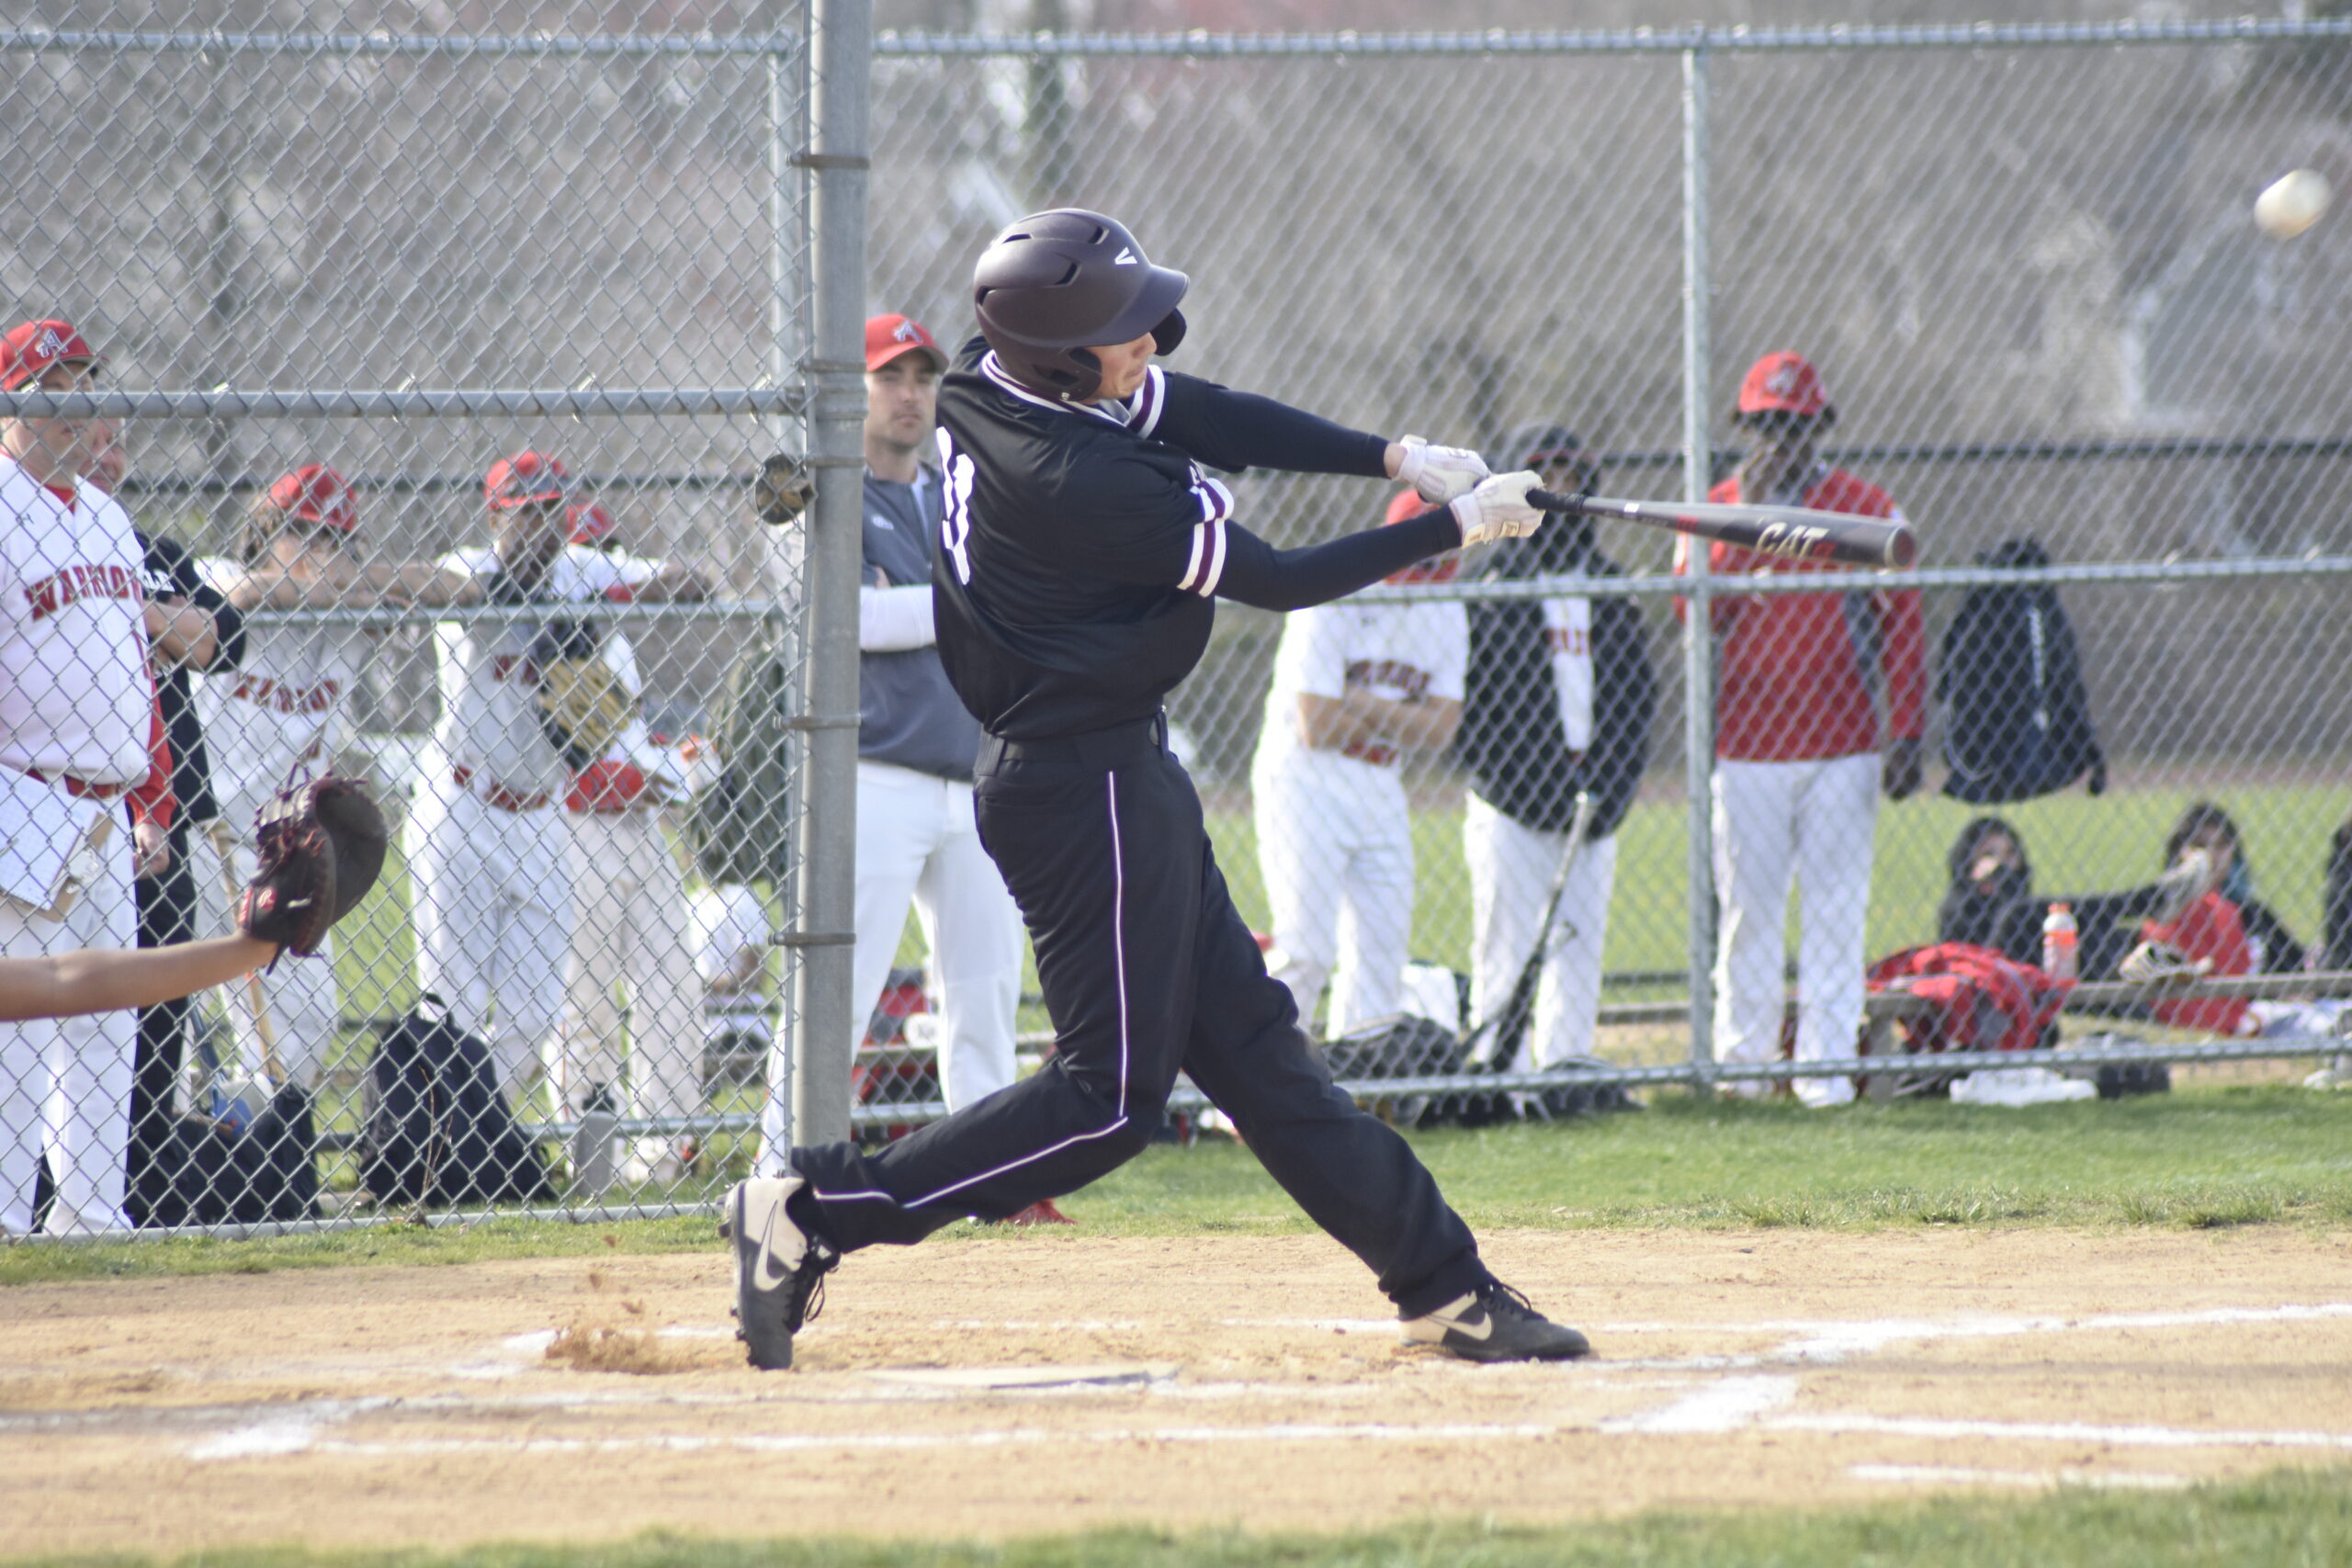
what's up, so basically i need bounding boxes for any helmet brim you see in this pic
[1089,265,1188,352]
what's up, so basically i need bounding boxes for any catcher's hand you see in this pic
[539,653,634,770]
[237,776,390,957]
[755,453,815,526]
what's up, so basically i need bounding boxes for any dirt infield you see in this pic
[4,1227,2351,1556]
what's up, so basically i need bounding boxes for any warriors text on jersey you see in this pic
[0,457,152,785]
[197,558,365,827]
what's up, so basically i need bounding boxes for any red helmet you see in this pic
[265,465,358,532]
[973,209,1188,401]
[567,500,617,546]
[484,449,569,510]
[1384,488,1458,584]
[1,319,101,391]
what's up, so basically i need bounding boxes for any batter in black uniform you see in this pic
[729,209,1588,1367]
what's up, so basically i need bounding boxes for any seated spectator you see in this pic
[1937,816,2208,981]
[2326,814,2352,974]
[2161,803,2304,975]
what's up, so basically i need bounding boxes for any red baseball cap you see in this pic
[1384,487,1458,584]
[568,500,617,545]
[266,464,358,532]
[485,449,569,509]
[1,319,101,392]
[865,313,949,374]
[1736,351,1836,423]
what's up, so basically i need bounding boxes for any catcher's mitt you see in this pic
[754,453,814,526]
[539,652,633,769]
[237,776,390,956]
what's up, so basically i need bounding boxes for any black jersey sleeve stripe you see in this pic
[1177,524,1210,593]
[1125,367,1167,438]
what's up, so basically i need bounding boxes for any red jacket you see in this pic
[1673,467,1925,762]
[2143,892,2253,1034]
[127,692,176,833]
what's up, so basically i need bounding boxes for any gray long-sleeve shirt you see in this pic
[861,466,984,780]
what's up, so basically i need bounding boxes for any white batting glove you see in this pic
[1450,470,1545,547]
[1394,434,1489,504]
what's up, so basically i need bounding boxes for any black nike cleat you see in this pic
[722,1176,838,1371]
[1403,1280,1592,1363]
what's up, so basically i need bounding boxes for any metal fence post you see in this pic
[790,0,872,1147]
[763,9,809,1151]
[1680,36,1719,1090]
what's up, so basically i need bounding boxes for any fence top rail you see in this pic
[0,389,809,421]
[1599,435,2352,468]
[1347,553,2352,604]
[0,25,802,59]
[241,599,797,630]
[872,17,2352,55]
[8,18,2350,60]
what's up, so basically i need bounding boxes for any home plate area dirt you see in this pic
[4,1229,2351,1556]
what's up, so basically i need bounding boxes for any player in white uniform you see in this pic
[548,497,708,1181]
[408,451,704,1100]
[0,320,174,1235]
[1252,488,1466,1038]
[196,465,471,1087]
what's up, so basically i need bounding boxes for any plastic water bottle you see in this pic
[2041,901,2079,980]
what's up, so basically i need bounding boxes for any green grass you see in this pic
[321,778,2351,1037]
[14,1466,2351,1567]
[1203,778,2350,979]
[12,1086,2352,1287]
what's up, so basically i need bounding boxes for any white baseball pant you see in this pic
[1464,792,1620,1070]
[1711,752,1881,1107]
[757,760,1022,1174]
[0,797,135,1235]
[406,775,572,1099]
[1252,752,1414,1037]
[549,808,703,1123]
[195,826,342,1088]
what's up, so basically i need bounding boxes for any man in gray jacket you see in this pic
[755,314,1028,1174]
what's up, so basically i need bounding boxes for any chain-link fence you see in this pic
[0,2,872,1238]
[5,13,2351,1239]
[862,18,2352,1116]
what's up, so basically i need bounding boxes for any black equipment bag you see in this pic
[125,1082,320,1228]
[360,994,554,1207]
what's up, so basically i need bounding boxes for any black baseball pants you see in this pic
[127,821,199,1226]
[790,714,1488,1317]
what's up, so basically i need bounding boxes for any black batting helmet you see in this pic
[972,209,1188,401]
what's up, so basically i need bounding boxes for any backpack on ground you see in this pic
[123,1080,320,1229]
[1937,536,2106,804]
[1859,942,2076,1098]
[684,635,797,889]
[359,994,554,1208]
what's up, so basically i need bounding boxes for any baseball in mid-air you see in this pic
[2254,169,2331,239]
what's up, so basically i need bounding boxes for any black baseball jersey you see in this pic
[932,337,1455,741]
[136,528,246,824]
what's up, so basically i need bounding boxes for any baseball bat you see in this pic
[1527,489,1917,570]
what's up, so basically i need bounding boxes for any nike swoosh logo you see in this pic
[749,1212,794,1293]
[1447,1310,1495,1342]
[1114,247,1137,265]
